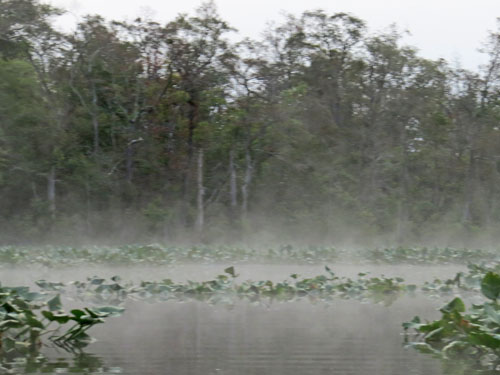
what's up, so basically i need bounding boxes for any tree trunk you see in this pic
[182,99,200,228]
[85,181,91,236]
[125,144,134,184]
[31,182,39,201]
[47,166,56,219]
[229,148,238,218]
[241,147,253,219]
[486,158,499,229]
[462,149,476,224]
[396,125,410,244]
[195,148,205,234]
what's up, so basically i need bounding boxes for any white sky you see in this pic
[45,0,500,71]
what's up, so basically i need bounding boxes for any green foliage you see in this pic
[2,1,500,242]
[404,272,500,371]
[0,284,123,355]
[0,245,497,268]
[365,247,497,265]
[482,272,500,301]
[0,244,342,266]
[33,267,413,307]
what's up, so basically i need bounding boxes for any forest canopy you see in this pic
[1,0,500,246]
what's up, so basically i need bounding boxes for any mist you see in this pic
[1,1,500,249]
[2,1,500,374]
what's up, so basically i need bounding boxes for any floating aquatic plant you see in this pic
[365,246,498,265]
[0,283,123,355]
[404,271,500,371]
[35,266,414,306]
[0,244,497,268]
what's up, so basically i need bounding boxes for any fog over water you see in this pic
[2,0,499,372]
[2,264,465,286]
[1,264,466,374]
[46,295,445,374]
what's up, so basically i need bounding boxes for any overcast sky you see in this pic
[45,0,499,71]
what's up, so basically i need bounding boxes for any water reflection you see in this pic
[0,265,484,375]
[0,296,491,375]
[0,352,121,374]
[88,298,444,375]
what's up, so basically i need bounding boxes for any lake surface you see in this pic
[0,265,467,374]
[89,297,448,375]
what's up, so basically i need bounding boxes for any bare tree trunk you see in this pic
[462,150,476,224]
[31,182,39,201]
[486,158,499,229]
[85,181,91,236]
[125,137,143,185]
[196,148,205,234]
[125,145,133,184]
[396,125,410,244]
[229,148,238,217]
[241,147,253,219]
[47,166,56,219]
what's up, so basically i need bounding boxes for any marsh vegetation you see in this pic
[2,0,500,373]
[0,245,498,374]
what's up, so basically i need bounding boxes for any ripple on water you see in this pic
[79,297,446,375]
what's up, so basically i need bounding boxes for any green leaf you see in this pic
[47,294,62,311]
[70,309,86,319]
[111,275,121,283]
[12,298,30,310]
[468,332,500,349]
[2,337,15,352]
[224,266,236,277]
[84,308,99,319]
[35,280,64,291]
[70,315,98,325]
[0,319,24,330]
[402,316,421,331]
[41,310,53,320]
[42,310,70,324]
[25,314,44,329]
[481,272,500,301]
[424,327,445,342]
[484,304,500,325]
[440,297,465,314]
[2,302,20,313]
[417,321,442,334]
[89,278,105,285]
[89,306,124,317]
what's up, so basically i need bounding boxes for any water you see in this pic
[87,297,445,375]
[0,265,466,374]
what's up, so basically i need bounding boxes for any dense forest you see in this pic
[1,0,500,246]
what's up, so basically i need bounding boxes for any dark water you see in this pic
[1,265,466,374]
